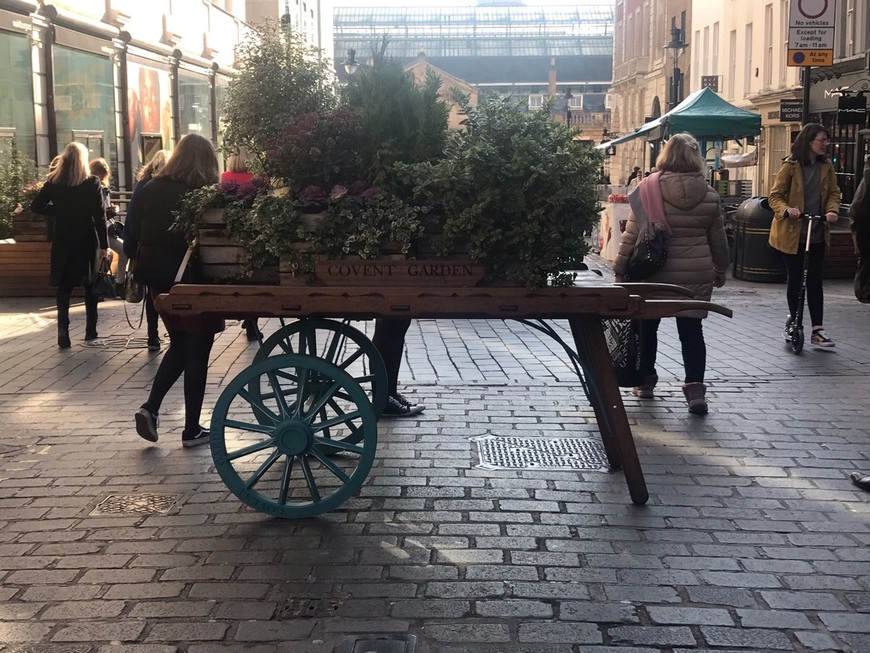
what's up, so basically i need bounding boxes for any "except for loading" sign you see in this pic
[787,0,836,67]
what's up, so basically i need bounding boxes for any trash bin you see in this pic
[732,197,787,282]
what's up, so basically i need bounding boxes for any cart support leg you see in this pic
[569,317,649,506]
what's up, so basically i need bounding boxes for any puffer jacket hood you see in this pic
[659,171,709,212]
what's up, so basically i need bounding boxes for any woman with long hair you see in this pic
[127,134,222,447]
[612,133,730,415]
[30,142,108,349]
[123,149,171,351]
[89,157,125,293]
[768,122,841,348]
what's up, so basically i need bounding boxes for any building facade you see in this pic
[611,0,870,201]
[333,3,614,143]
[0,0,262,193]
[609,0,691,185]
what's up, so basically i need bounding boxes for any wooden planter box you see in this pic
[12,210,51,242]
[197,209,278,284]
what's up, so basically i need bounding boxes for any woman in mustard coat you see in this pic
[767,123,841,348]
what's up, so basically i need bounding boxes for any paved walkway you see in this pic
[0,267,868,652]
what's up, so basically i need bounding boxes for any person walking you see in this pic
[768,122,841,348]
[123,149,171,351]
[612,133,730,415]
[848,154,870,493]
[30,142,108,349]
[89,158,125,296]
[220,147,260,342]
[127,134,223,448]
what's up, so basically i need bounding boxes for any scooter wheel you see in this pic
[791,326,804,354]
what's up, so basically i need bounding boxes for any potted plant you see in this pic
[401,93,603,289]
[0,146,41,241]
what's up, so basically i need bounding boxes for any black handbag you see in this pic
[92,258,116,299]
[604,318,644,388]
[125,259,144,303]
[855,257,870,303]
[626,229,668,281]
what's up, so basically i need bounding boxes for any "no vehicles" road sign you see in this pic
[787,0,836,66]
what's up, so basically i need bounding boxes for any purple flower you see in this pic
[297,185,328,206]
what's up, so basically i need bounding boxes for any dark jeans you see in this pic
[639,317,706,384]
[781,242,825,328]
[144,292,159,339]
[143,330,215,434]
[371,317,411,397]
[56,284,98,332]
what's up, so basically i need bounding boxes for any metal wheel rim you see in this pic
[212,354,378,519]
[249,319,387,431]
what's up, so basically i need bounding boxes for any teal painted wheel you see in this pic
[212,354,378,519]
[250,320,388,433]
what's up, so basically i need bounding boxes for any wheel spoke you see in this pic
[308,447,352,483]
[299,456,321,502]
[226,437,277,461]
[278,455,295,506]
[336,346,365,370]
[295,366,311,418]
[236,387,280,424]
[224,418,277,436]
[321,393,360,437]
[303,379,343,420]
[245,449,283,489]
[313,436,365,456]
[312,408,363,433]
[264,369,292,418]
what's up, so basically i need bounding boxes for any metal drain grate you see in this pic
[277,597,342,619]
[90,493,179,515]
[84,335,151,350]
[472,435,608,471]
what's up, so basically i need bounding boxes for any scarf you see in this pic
[628,172,671,239]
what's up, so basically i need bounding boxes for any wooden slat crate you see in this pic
[0,242,55,296]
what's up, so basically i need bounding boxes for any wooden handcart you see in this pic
[156,280,731,518]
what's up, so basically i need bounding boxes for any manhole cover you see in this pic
[277,597,342,619]
[472,435,608,470]
[84,335,150,350]
[90,493,179,515]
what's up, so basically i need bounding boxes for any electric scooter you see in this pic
[784,213,822,354]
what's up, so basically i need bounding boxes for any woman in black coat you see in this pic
[30,142,108,349]
[127,133,223,448]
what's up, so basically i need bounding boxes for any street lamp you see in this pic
[342,49,359,76]
[663,25,688,110]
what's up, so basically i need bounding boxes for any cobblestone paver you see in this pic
[0,266,868,652]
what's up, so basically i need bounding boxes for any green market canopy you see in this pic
[598,87,762,149]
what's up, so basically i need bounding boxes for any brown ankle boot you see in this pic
[682,382,708,415]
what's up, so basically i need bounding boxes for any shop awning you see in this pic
[597,87,762,150]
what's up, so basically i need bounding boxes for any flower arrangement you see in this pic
[607,193,630,204]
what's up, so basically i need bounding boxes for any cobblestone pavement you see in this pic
[0,266,868,652]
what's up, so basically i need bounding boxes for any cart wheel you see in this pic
[250,320,387,431]
[212,354,378,519]
[791,326,804,354]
